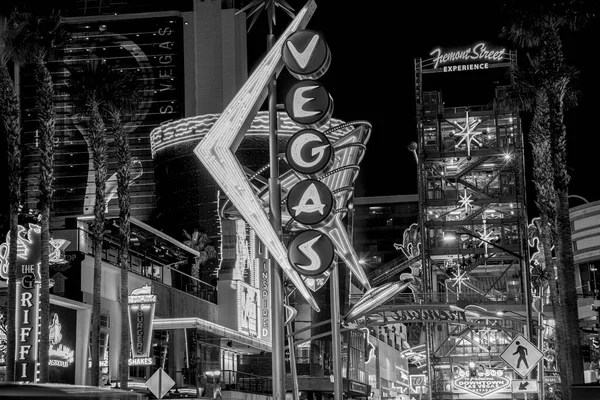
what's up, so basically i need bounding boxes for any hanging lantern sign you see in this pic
[288,230,335,277]
[284,80,334,129]
[286,129,334,175]
[128,284,157,363]
[282,29,331,80]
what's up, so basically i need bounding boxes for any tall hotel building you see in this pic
[21,0,247,230]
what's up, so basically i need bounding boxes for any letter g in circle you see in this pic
[286,129,333,175]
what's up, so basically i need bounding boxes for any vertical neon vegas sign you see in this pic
[128,284,157,365]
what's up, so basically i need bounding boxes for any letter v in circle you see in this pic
[283,29,331,80]
[287,34,319,69]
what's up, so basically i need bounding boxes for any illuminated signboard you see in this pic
[391,308,465,322]
[429,42,507,72]
[238,282,259,338]
[361,329,376,365]
[0,225,67,282]
[410,374,428,394]
[128,357,154,366]
[0,312,5,365]
[453,368,511,397]
[259,258,271,341]
[128,284,157,359]
[48,305,77,384]
[11,224,43,382]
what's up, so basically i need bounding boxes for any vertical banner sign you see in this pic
[1,224,71,381]
[13,224,42,382]
[260,258,271,341]
[128,284,157,361]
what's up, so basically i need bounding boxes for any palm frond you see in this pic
[275,0,295,19]
[5,9,69,64]
[63,60,143,124]
[236,0,264,15]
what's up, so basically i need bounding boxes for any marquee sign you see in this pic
[429,42,507,72]
[128,284,157,360]
[350,306,467,327]
[394,308,466,322]
[453,368,510,397]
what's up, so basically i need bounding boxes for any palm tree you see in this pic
[64,60,109,386]
[501,1,596,397]
[7,9,68,382]
[104,68,142,391]
[527,88,572,378]
[0,18,22,382]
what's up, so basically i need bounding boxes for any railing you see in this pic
[52,227,217,304]
[442,102,495,114]
[221,370,272,395]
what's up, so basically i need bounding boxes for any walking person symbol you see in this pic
[513,341,529,369]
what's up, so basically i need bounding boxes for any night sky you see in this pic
[0,0,598,223]
[246,0,600,212]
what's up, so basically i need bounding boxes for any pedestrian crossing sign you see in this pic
[500,333,543,378]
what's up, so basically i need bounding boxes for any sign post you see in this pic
[512,380,539,394]
[146,367,175,400]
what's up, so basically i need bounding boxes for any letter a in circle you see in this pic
[292,183,325,216]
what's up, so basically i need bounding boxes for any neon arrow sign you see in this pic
[193,0,320,311]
